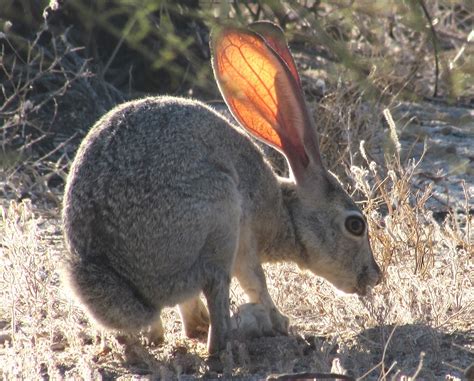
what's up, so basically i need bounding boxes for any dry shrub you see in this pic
[0,29,122,156]
[0,26,124,206]
[0,26,124,204]
[310,85,385,175]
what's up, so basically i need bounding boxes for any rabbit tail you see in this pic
[63,257,158,331]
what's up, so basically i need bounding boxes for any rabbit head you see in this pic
[212,22,381,295]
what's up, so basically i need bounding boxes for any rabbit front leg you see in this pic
[234,256,289,336]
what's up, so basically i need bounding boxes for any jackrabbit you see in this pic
[62,21,382,355]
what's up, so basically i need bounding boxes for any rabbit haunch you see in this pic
[62,22,381,355]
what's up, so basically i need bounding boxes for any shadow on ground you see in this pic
[89,323,472,380]
[344,323,472,379]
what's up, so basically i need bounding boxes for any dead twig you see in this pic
[417,0,440,97]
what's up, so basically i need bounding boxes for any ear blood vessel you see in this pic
[62,22,382,355]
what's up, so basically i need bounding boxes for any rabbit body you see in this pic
[63,23,382,355]
[63,96,293,351]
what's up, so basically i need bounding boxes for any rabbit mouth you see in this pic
[355,269,377,296]
[356,271,382,296]
[355,284,370,296]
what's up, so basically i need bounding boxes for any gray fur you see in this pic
[62,95,381,354]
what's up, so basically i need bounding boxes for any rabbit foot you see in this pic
[115,332,140,346]
[143,318,165,346]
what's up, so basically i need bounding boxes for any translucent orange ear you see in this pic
[211,26,317,173]
[249,21,301,87]
[211,27,284,150]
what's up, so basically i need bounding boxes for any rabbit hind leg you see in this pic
[142,316,165,345]
[200,227,239,355]
[64,257,160,335]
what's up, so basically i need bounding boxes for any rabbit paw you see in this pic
[143,318,165,346]
[231,303,274,339]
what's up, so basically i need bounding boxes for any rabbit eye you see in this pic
[345,215,365,236]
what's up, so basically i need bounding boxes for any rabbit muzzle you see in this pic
[355,261,383,296]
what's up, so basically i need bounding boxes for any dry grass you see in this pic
[0,1,472,379]
[1,133,472,379]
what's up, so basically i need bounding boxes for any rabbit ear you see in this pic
[211,26,322,179]
[249,21,301,87]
